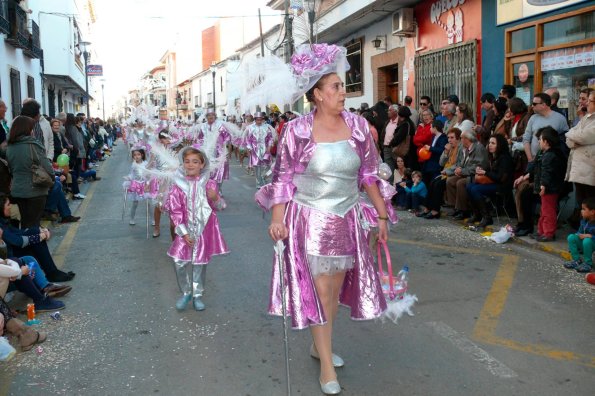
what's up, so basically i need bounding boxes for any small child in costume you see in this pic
[564,197,595,273]
[163,146,229,311]
[123,147,148,226]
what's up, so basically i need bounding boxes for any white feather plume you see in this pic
[381,293,418,324]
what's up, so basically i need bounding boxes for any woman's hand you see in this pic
[377,220,388,242]
[183,235,194,246]
[20,266,30,277]
[268,222,288,242]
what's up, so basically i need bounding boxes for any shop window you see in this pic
[510,26,535,53]
[543,12,595,47]
[345,39,363,94]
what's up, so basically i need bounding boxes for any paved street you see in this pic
[1,142,594,396]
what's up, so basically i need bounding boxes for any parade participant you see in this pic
[147,131,173,238]
[195,108,232,192]
[245,112,275,189]
[252,44,398,395]
[240,114,254,172]
[123,147,148,226]
[163,146,228,311]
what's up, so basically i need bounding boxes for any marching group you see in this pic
[0,97,118,359]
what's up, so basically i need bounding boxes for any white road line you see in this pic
[426,321,518,379]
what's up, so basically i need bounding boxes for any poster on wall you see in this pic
[541,44,594,71]
[497,0,588,26]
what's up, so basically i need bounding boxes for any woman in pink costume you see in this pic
[254,44,396,395]
[164,146,228,312]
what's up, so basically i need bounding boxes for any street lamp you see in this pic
[101,79,106,120]
[78,41,92,118]
[210,61,217,111]
[304,0,316,43]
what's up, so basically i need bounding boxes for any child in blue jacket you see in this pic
[405,170,428,215]
[564,197,595,273]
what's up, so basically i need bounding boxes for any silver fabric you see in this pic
[174,260,207,298]
[172,167,213,244]
[252,124,269,161]
[255,165,267,188]
[130,200,138,220]
[293,140,360,217]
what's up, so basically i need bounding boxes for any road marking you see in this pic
[427,321,518,378]
[52,180,99,268]
[389,237,595,368]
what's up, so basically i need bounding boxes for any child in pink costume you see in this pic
[163,147,229,311]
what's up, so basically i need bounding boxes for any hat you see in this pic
[397,106,411,118]
[254,111,266,119]
[206,108,216,115]
[446,95,459,105]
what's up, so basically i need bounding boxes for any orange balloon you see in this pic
[418,147,431,161]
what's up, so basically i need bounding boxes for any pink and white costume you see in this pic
[255,110,397,329]
[196,120,231,184]
[245,122,275,188]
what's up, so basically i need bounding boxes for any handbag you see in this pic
[474,174,494,185]
[29,144,55,188]
[392,122,410,159]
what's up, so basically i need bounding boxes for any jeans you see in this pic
[394,184,408,207]
[45,180,72,217]
[466,183,499,202]
[406,192,425,210]
[13,241,59,276]
[567,234,594,266]
[80,169,97,180]
[382,146,395,184]
[19,256,50,290]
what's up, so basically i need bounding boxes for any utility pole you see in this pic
[258,8,265,57]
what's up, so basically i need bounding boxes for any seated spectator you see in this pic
[465,134,514,229]
[446,131,489,220]
[45,177,80,223]
[419,128,462,219]
[421,120,447,186]
[393,157,411,210]
[0,293,46,352]
[564,197,595,273]
[413,110,434,169]
[405,171,427,215]
[453,103,474,134]
[0,193,75,282]
[0,257,65,312]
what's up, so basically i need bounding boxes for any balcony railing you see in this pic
[23,19,42,59]
[0,0,9,35]
[6,1,29,50]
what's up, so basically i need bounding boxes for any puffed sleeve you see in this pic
[255,123,297,210]
[163,184,188,236]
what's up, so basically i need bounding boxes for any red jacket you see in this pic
[413,123,432,148]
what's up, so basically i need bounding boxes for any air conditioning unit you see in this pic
[392,8,415,36]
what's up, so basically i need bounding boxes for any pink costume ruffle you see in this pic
[255,110,396,329]
[206,123,231,183]
[164,179,229,265]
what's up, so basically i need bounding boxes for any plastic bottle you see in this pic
[27,303,36,321]
[393,265,409,300]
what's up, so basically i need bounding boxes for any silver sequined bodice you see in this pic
[293,140,360,217]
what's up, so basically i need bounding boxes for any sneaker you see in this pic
[73,193,86,199]
[564,259,582,270]
[193,297,205,311]
[93,176,102,181]
[129,219,136,226]
[576,263,592,273]
[35,296,65,313]
[176,294,192,311]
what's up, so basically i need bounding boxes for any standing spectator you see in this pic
[474,93,496,145]
[545,88,565,118]
[412,110,434,169]
[446,130,489,220]
[389,106,416,171]
[21,99,53,160]
[532,127,566,242]
[381,104,399,178]
[419,95,437,118]
[523,93,568,162]
[0,99,8,147]
[453,103,475,134]
[499,84,516,100]
[491,97,511,138]
[404,96,419,126]
[6,116,54,228]
[573,88,593,127]
[64,114,86,200]
[502,97,530,141]
[437,95,458,132]
[565,89,595,207]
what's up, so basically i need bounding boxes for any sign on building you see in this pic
[87,64,103,76]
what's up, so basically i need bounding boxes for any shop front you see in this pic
[407,0,482,115]
[483,0,592,125]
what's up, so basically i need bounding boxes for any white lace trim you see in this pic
[307,254,354,277]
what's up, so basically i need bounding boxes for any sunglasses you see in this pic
[531,102,542,106]
[420,102,428,106]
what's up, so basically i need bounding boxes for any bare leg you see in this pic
[310,271,346,384]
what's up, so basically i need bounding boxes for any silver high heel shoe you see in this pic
[319,379,341,395]
[310,344,345,368]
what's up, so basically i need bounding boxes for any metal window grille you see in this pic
[27,76,34,99]
[415,40,477,116]
[10,68,21,117]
